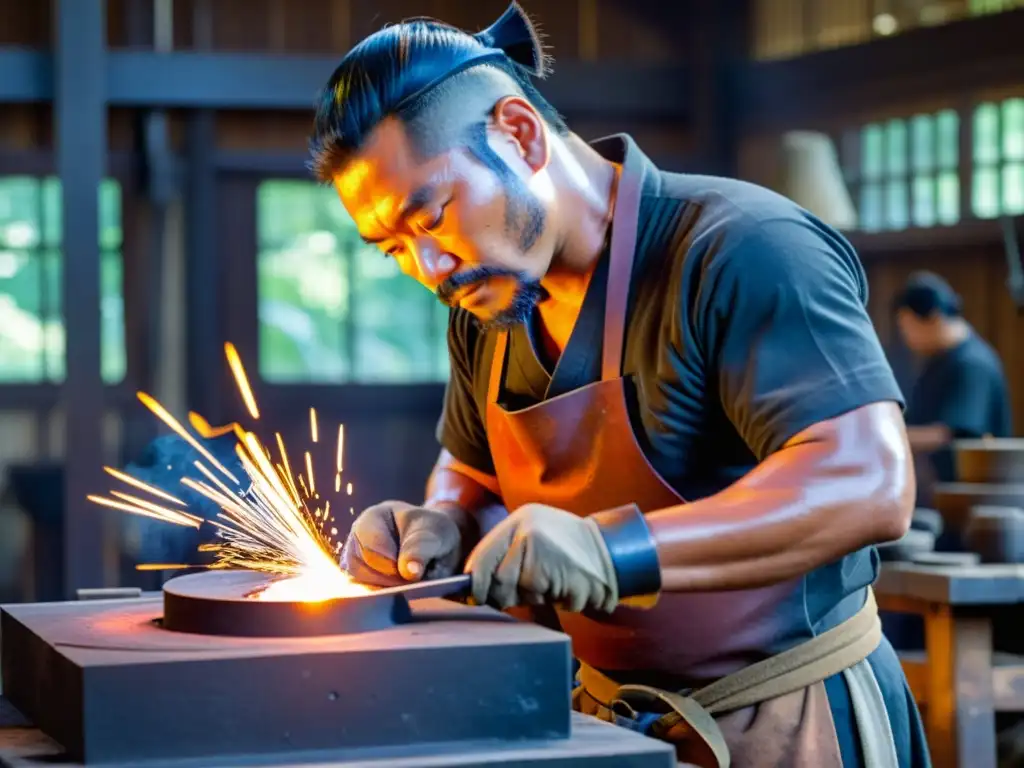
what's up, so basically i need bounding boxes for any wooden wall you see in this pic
[0,0,698,157]
[737,9,1024,436]
[0,0,721,598]
[861,245,1024,434]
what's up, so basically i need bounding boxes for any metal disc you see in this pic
[162,570,410,637]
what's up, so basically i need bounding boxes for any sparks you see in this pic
[103,466,186,507]
[225,342,260,420]
[336,424,344,472]
[90,343,361,601]
[305,451,316,495]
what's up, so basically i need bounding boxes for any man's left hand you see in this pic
[464,503,619,613]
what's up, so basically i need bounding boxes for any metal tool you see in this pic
[162,570,472,637]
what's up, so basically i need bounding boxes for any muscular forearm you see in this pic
[424,449,505,548]
[644,402,915,592]
[905,423,952,452]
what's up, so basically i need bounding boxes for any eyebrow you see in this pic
[359,183,436,245]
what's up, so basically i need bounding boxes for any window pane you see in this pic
[353,254,440,383]
[972,167,1001,218]
[861,125,884,180]
[99,180,123,250]
[911,115,935,173]
[936,109,959,169]
[100,251,126,382]
[936,171,960,225]
[0,177,124,383]
[859,183,883,231]
[41,250,63,381]
[1003,98,1024,161]
[974,103,1001,164]
[257,182,349,383]
[41,177,61,247]
[255,180,449,384]
[912,175,936,227]
[1003,162,1024,215]
[885,180,909,230]
[0,250,44,381]
[0,177,42,249]
[886,120,908,176]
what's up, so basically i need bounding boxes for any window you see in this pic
[971,98,1024,218]
[256,180,449,384]
[0,177,125,383]
[845,110,960,232]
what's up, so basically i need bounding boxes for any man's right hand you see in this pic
[339,501,464,587]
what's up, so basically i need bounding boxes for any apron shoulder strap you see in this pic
[601,145,646,381]
[486,331,509,405]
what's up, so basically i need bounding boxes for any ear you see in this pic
[491,96,549,173]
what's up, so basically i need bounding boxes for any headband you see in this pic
[393,2,550,113]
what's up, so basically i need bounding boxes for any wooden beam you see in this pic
[0,48,690,121]
[741,9,1024,130]
[54,0,107,596]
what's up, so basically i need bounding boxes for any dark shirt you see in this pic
[905,332,1012,483]
[437,138,905,647]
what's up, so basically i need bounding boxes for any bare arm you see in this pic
[905,423,952,452]
[425,449,506,549]
[645,401,915,592]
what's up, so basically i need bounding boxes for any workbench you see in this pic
[875,561,1024,768]
[0,588,678,768]
[0,698,677,768]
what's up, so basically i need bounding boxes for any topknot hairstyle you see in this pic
[308,3,568,182]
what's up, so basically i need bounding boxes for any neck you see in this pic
[930,318,970,354]
[539,134,620,309]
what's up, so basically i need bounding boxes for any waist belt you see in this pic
[576,589,882,768]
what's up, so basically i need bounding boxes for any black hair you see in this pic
[892,271,963,318]
[309,3,569,183]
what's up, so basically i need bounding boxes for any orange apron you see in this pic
[481,139,898,767]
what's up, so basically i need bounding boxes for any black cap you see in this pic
[892,271,962,318]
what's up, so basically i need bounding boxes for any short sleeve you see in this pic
[935,364,996,438]
[695,219,905,460]
[435,309,496,475]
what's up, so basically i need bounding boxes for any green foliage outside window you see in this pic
[256,180,449,384]
[0,177,124,383]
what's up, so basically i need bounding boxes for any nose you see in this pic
[412,237,458,286]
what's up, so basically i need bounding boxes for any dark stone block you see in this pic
[1,596,574,764]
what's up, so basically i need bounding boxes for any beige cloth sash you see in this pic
[575,589,898,768]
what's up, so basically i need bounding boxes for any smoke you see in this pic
[123,433,245,564]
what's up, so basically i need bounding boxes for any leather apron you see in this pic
[482,140,899,768]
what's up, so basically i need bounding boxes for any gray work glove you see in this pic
[464,503,620,613]
[340,500,463,587]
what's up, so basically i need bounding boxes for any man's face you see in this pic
[895,307,939,354]
[334,109,554,329]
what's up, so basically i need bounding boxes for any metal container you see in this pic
[932,483,1024,532]
[963,506,1024,564]
[954,438,1024,483]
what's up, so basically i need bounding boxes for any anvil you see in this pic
[0,572,675,767]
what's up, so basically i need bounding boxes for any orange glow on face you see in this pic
[256,570,373,603]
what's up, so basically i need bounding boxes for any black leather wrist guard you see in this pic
[589,503,662,598]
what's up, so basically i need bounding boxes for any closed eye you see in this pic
[423,201,451,232]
